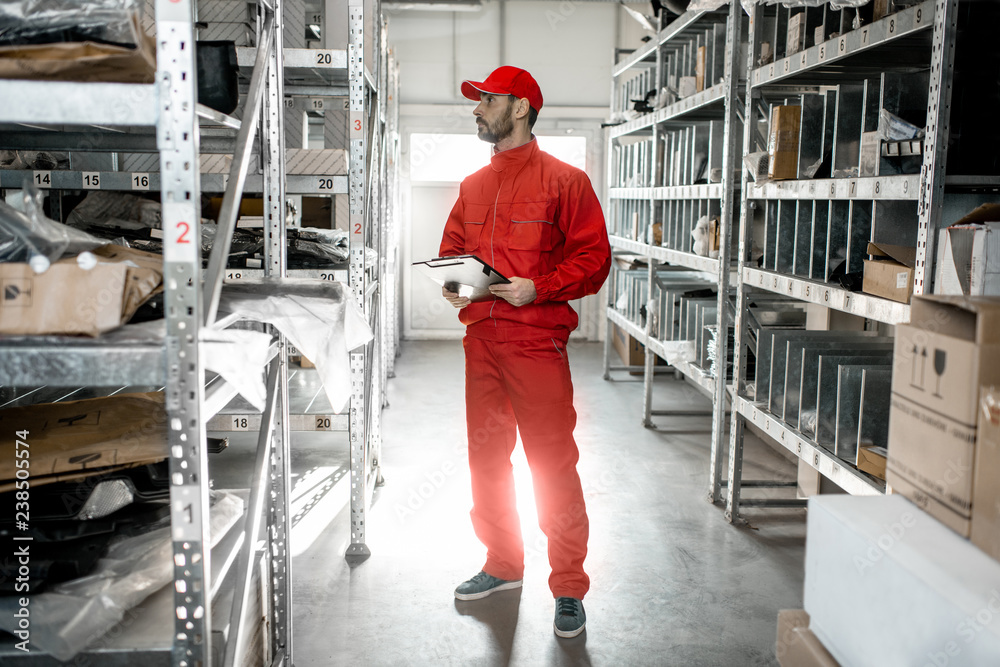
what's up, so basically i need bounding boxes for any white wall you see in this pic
[386,1,650,107]
[388,1,652,340]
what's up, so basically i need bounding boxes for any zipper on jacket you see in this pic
[488,173,507,327]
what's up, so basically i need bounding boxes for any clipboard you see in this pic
[412,254,510,302]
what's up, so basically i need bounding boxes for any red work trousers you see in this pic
[463,335,590,600]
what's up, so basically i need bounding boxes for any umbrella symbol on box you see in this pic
[2,280,32,306]
[933,349,947,398]
[910,345,928,391]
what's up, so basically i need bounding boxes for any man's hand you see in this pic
[442,286,471,309]
[489,277,537,307]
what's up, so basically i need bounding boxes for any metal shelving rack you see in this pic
[0,0,302,663]
[603,2,745,502]
[724,0,1000,523]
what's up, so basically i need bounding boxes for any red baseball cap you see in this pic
[461,66,544,113]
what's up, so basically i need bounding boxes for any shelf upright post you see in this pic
[642,26,664,430]
[385,51,401,379]
[708,0,743,504]
[260,1,294,660]
[346,0,372,563]
[724,1,764,525]
[914,0,959,295]
[154,0,211,661]
[602,43,620,382]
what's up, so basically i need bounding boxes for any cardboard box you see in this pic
[776,610,840,667]
[0,15,155,83]
[971,386,1000,561]
[787,12,807,56]
[805,495,1000,667]
[612,323,645,368]
[862,241,916,304]
[858,445,887,480]
[767,105,801,180]
[0,244,163,336]
[886,296,1000,536]
[695,46,706,93]
[0,392,166,491]
[873,0,894,21]
[935,204,1000,296]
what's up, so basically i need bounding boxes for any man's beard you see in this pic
[477,104,515,144]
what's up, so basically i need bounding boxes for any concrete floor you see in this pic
[275,339,808,667]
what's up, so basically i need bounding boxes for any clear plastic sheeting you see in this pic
[0,491,244,661]
[0,0,143,47]
[659,340,698,367]
[687,0,730,12]
[218,278,374,412]
[0,185,104,271]
[201,328,274,412]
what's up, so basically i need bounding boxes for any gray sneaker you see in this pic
[454,571,522,601]
[553,597,586,638]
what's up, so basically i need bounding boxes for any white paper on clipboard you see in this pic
[412,254,510,302]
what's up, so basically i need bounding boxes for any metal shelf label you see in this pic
[32,170,52,189]
[82,172,101,189]
[750,1,933,88]
[736,396,884,496]
[744,267,910,325]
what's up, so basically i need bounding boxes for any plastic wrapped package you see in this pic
[67,190,161,230]
[0,149,68,170]
[739,0,869,14]
[217,278,374,412]
[287,227,350,263]
[0,491,244,661]
[0,186,104,271]
[0,0,143,47]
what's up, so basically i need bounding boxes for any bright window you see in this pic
[409,133,588,182]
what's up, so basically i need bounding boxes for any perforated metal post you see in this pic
[708,0,743,504]
[641,38,664,430]
[346,0,372,563]
[155,0,210,662]
[725,3,764,525]
[914,0,958,295]
[260,0,294,658]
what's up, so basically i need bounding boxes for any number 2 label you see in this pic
[176,221,191,244]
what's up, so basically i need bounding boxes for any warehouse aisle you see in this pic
[291,340,807,667]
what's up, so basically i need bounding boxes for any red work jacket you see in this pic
[439,138,611,342]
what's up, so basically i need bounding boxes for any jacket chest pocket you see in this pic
[509,201,557,251]
[462,204,490,252]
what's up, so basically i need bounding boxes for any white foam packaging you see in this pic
[804,494,1000,667]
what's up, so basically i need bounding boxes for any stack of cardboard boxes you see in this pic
[777,295,1000,667]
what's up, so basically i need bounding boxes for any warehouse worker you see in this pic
[438,66,611,639]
